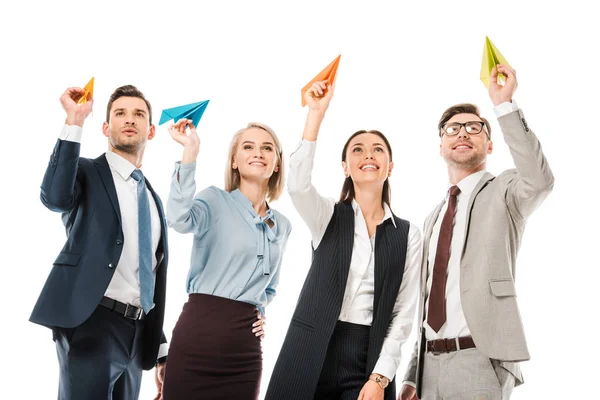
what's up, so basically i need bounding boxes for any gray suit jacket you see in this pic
[403,109,554,396]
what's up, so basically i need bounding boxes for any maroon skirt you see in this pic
[162,293,262,400]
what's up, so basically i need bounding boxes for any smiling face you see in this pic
[342,132,393,188]
[440,113,493,170]
[231,127,280,184]
[102,96,155,155]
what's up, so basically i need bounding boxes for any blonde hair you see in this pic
[224,122,285,201]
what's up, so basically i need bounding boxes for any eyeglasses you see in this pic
[440,121,488,137]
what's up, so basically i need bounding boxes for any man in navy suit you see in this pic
[30,85,169,400]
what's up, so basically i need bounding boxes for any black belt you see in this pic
[426,335,475,354]
[99,296,146,321]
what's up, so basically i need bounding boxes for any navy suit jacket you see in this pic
[30,138,169,370]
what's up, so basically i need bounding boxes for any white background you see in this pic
[1,0,598,398]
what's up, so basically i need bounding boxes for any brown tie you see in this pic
[427,185,461,333]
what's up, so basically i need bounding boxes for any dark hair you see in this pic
[438,103,491,138]
[106,85,153,124]
[340,130,392,207]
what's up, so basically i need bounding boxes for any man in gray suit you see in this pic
[399,64,554,400]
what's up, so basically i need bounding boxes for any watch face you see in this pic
[376,376,389,388]
[370,374,389,388]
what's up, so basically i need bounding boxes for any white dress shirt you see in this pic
[61,125,168,359]
[288,139,422,381]
[60,125,162,308]
[424,170,485,340]
[423,101,519,340]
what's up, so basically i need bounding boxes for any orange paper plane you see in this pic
[77,77,95,104]
[301,55,341,106]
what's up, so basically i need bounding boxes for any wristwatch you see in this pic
[369,373,390,389]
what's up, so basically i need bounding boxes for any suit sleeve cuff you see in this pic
[60,124,83,143]
[493,100,519,118]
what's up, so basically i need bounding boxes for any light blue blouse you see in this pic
[166,162,291,313]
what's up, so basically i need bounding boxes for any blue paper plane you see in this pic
[159,100,210,127]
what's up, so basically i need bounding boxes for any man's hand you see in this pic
[60,87,94,127]
[398,383,417,400]
[153,361,166,400]
[489,64,518,106]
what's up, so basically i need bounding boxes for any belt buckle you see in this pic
[429,340,444,355]
[123,304,142,320]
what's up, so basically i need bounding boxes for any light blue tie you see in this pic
[131,169,154,314]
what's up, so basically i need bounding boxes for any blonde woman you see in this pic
[162,119,291,400]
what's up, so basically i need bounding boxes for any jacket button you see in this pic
[108,263,114,269]
[116,240,123,245]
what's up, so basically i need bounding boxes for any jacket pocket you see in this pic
[489,279,516,297]
[53,252,82,267]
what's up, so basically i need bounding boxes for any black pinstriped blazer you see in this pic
[266,201,410,400]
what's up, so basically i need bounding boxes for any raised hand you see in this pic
[168,118,199,147]
[60,87,94,126]
[301,80,335,141]
[168,118,200,164]
[304,80,335,115]
[489,64,518,106]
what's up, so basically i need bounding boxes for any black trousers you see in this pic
[314,321,371,400]
[53,305,145,400]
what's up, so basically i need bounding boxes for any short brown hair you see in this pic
[225,122,285,202]
[438,103,491,138]
[106,85,153,124]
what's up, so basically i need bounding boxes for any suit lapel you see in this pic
[338,203,355,296]
[373,220,391,313]
[373,217,408,318]
[460,172,495,255]
[93,154,122,226]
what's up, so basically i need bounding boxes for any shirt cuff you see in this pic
[290,139,317,159]
[157,343,168,359]
[60,124,83,143]
[174,161,196,184]
[493,100,519,118]
[372,355,397,382]
[175,160,196,171]
[403,381,416,388]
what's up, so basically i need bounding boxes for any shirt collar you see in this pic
[105,150,138,181]
[230,189,274,221]
[351,199,397,228]
[450,170,487,198]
